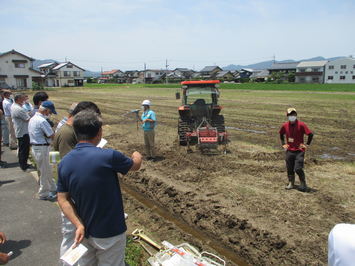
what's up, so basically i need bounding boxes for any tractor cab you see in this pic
[179,80,221,122]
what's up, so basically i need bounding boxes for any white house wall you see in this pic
[0,53,40,89]
[55,64,84,87]
[324,58,355,84]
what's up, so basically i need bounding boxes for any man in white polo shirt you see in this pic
[11,93,32,171]
[29,101,57,200]
[2,90,17,149]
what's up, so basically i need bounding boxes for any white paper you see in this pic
[97,138,108,148]
[60,244,88,266]
[49,151,60,164]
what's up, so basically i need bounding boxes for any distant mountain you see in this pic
[32,59,101,77]
[223,60,274,71]
[222,56,346,71]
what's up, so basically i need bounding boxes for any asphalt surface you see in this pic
[0,146,61,266]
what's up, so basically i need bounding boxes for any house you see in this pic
[50,62,85,87]
[124,70,140,83]
[0,49,43,89]
[140,69,172,84]
[38,62,59,87]
[173,68,195,79]
[231,70,240,78]
[250,69,269,82]
[236,68,254,81]
[101,69,124,79]
[324,57,355,84]
[295,60,328,83]
[199,66,222,79]
[215,70,234,81]
[268,62,299,74]
[99,69,125,83]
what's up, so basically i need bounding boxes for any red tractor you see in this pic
[177,80,228,153]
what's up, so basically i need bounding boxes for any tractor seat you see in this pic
[194,99,206,105]
[191,99,209,118]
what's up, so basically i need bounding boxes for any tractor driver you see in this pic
[140,100,156,161]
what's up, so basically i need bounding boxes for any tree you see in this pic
[287,72,295,83]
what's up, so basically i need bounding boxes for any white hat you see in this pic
[141,99,151,106]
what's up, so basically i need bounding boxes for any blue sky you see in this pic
[1,0,354,71]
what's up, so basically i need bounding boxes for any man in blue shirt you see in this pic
[140,99,156,161]
[57,110,142,266]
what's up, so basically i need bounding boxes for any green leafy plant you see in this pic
[125,237,146,266]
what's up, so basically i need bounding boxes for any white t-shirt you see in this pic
[328,223,355,266]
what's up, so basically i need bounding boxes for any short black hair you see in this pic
[72,101,101,116]
[73,111,102,141]
[33,92,49,106]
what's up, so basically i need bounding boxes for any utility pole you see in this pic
[144,63,146,84]
[165,59,169,84]
[273,54,276,64]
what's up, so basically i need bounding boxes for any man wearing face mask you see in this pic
[29,101,57,200]
[279,108,313,192]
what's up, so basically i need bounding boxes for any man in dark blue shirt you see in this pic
[57,110,142,265]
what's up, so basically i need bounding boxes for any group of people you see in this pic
[1,88,354,265]
[0,89,158,265]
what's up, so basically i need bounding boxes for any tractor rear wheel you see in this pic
[212,115,225,133]
[178,119,190,146]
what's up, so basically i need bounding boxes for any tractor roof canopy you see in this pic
[181,80,220,85]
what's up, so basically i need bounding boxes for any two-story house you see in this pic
[199,66,222,79]
[38,62,59,87]
[295,60,328,83]
[140,69,172,84]
[100,69,125,83]
[0,49,43,89]
[173,68,195,79]
[51,62,85,87]
[215,70,234,81]
[124,70,139,83]
[324,57,355,84]
[250,69,270,82]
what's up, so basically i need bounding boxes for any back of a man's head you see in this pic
[73,111,102,141]
[14,93,25,103]
[33,92,49,106]
[72,101,101,116]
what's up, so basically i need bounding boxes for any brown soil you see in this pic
[49,88,355,265]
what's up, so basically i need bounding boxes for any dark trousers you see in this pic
[286,150,305,181]
[18,134,30,170]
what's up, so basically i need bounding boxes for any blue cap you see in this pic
[41,101,57,114]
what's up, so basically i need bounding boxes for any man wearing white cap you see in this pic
[279,108,313,192]
[140,100,156,161]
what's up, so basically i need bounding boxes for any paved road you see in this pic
[0,146,61,266]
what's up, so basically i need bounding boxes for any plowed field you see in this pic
[48,86,355,265]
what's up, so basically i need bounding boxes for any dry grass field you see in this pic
[43,85,354,265]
